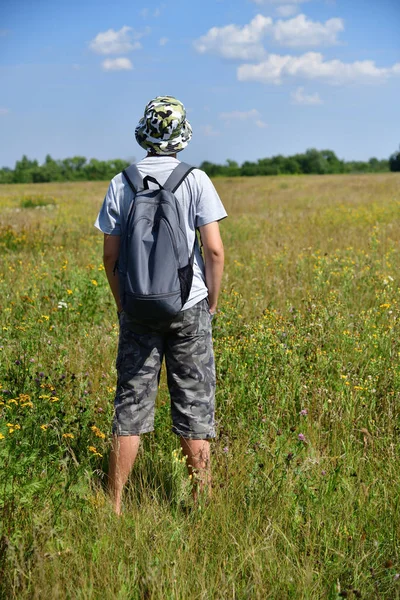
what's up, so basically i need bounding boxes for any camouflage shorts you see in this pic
[113,298,216,439]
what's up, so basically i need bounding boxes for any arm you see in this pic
[103,234,122,313]
[199,221,224,314]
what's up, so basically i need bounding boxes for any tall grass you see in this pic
[0,174,399,599]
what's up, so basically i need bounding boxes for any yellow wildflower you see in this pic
[41,315,50,321]
[7,423,20,434]
[40,424,49,431]
[7,399,18,405]
[91,280,98,286]
[67,289,73,295]
[51,397,59,402]
[62,433,74,439]
[19,393,31,402]
[88,446,103,458]
[91,425,106,439]
[21,401,34,408]
[0,433,4,440]
[39,394,50,399]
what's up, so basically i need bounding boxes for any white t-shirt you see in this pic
[94,156,227,310]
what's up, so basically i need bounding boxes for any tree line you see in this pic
[200,148,400,177]
[0,155,131,184]
[1,148,400,184]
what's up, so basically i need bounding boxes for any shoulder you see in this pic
[187,167,219,198]
[191,167,209,183]
[183,166,215,192]
[109,171,126,191]
[106,171,132,201]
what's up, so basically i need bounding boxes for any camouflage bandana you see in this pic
[135,96,193,155]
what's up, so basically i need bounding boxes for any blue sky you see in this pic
[0,0,399,168]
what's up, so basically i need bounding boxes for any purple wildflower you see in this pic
[321,470,327,476]
[15,360,21,366]
[298,433,306,442]
[299,409,308,416]
[223,446,229,453]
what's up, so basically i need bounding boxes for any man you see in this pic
[95,96,226,515]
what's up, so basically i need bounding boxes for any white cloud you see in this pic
[273,14,344,47]
[0,107,9,115]
[193,15,272,60]
[193,14,344,60]
[291,86,322,104]
[275,5,299,17]
[237,52,400,85]
[200,125,220,137]
[89,26,148,55]
[101,57,133,71]
[219,109,268,128]
[159,37,169,46]
[220,108,260,120]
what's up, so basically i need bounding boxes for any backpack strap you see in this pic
[163,162,195,193]
[122,164,143,194]
[164,162,198,267]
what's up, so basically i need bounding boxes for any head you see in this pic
[135,96,192,156]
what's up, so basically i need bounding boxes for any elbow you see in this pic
[204,245,224,263]
[103,253,118,267]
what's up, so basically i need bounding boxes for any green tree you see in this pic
[14,155,38,183]
[389,146,400,172]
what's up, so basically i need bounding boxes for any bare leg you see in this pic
[108,435,140,515]
[180,438,211,503]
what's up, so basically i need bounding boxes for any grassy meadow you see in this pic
[0,173,400,599]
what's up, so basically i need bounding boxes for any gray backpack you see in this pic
[118,162,196,320]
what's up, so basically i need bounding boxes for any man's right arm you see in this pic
[199,221,224,314]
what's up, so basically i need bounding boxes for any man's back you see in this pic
[95,155,227,310]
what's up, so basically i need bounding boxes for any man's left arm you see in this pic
[103,234,122,313]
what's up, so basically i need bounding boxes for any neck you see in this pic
[147,152,177,159]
